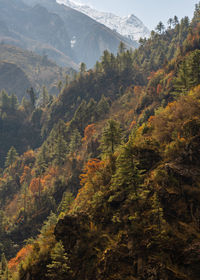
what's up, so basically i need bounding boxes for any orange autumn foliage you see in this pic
[20,166,31,184]
[29,177,43,194]
[72,159,105,213]
[129,120,136,130]
[157,84,162,95]
[134,86,143,95]
[5,194,19,217]
[148,71,156,80]
[22,150,35,161]
[20,149,36,168]
[8,245,33,272]
[83,124,96,142]
[41,167,59,190]
[126,109,134,119]
[148,115,155,123]
[152,86,200,143]
[185,22,200,52]
[80,159,104,186]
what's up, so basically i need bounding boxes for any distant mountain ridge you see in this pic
[0,0,138,68]
[57,0,150,41]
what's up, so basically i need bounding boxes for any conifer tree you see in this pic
[101,50,111,74]
[53,120,68,166]
[193,3,200,23]
[57,192,74,215]
[95,61,103,73]
[69,129,81,154]
[42,86,49,108]
[21,96,30,113]
[5,146,18,167]
[186,49,200,88]
[46,241,71,280]
[118,41,126,54]
[100,120,122,154]
[27,87,36,110]
[175,50,200,93]
[156,21,165,34]
[35,144,48,175]
[112,142,142,202]
[96,95,110,117]
[173,15,179,26]
[167,18,173,29]
[40,212,57,237]
[65,75,69,87]
[80,62,86,74]
[10,93,19,110]
[0,253,9,280]
[0,90,10,112]
[0,211,5,237]
[54,134,68,166]
[57,80,63,93]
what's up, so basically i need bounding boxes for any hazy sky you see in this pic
[74,0,199,30]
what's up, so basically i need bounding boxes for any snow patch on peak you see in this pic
[56,0,150,41]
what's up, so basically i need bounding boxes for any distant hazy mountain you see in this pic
[0,44,70,100]
[0,0,77,69]
[57,0,150,41]
[0,0,137,69]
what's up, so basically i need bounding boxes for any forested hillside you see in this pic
[0,3,200,280]
[0,44,72,100]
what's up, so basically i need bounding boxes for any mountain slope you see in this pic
[0,44,71,100]
[1,3,200,280]
[0,61,32,101]
[0,0,77,69]
[5,13,200,278]
[57,0,150,41]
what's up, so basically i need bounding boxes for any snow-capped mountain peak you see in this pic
[56,0,150,41]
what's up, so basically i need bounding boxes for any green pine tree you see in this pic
[53,120,68,166]
[100,119,122,154]
[5,146,18,167]
[118,41,126,54]
[69,129,81,154]
[156,21,165,34]
[113,142,141,198]
[35,144,48,175]
[10,93,19,110]
[27,87,36,110]
[42,86,49,108]
[46,241,71,280]
[57,192,74,215]
[96,95,110,118]
[0,90,10,112]
[0,253,9,280]
[80,62,87,74]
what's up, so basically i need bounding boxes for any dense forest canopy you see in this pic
[0,2,200,280]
